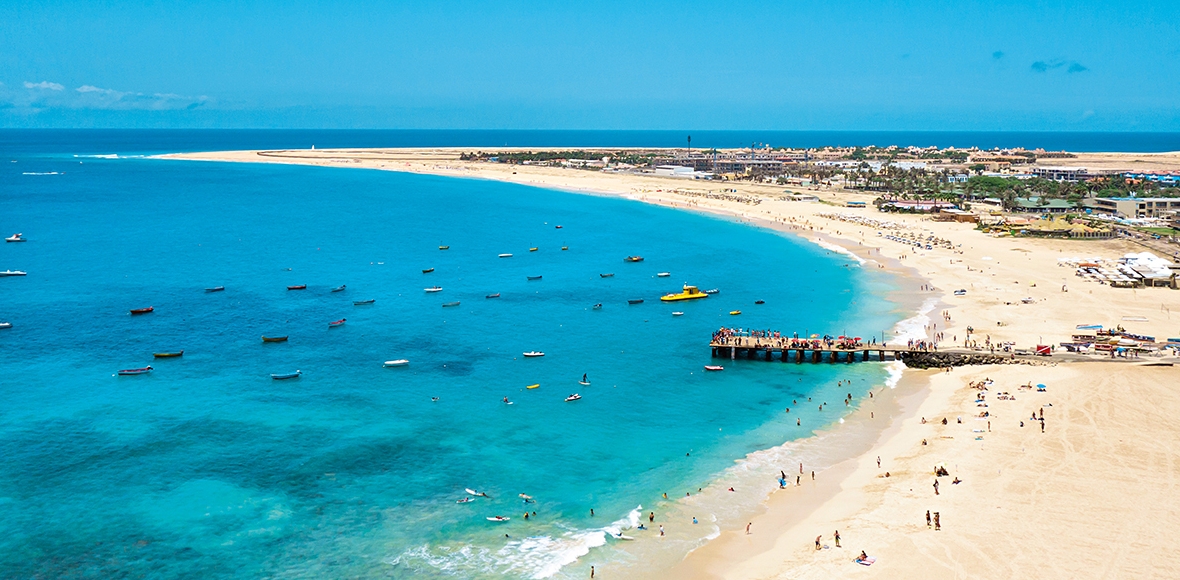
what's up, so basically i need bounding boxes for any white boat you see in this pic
[487,516,511,522]
[657,272,670,277]
[499,253,513,258]
[5,233,26,243]
[523,351,545,357]
[383,359,409,367]
[565,394,582,402]
[672,312,684,316]
[425,286,443,292]
[0,322,11,329]
[704,365,724,371]
[0,270,27,277]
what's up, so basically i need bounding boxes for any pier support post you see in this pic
[730,347,736,360]
[765,349,773,361]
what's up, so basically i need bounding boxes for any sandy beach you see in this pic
[162,148,1180,578]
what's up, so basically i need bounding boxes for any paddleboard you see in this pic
[578,381,590,386]
[526,384,540,389]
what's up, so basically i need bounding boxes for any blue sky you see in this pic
[2,0,1178,130]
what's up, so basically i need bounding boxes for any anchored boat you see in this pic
[262,335,289,343]
[383,359,409,367]
[153,351,183,358]
[331,285,346,292]
[624,256,644,263]
[5,233,26,242]
[271,370,301,380]
[354,299,376,305]
[328,318,346,327]
[287,284,306,290]
[660,285,708,302]
[129,307,154,315]
[118,366,153,376]
[205,286,225,292]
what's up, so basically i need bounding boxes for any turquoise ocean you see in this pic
[1,131,921,578]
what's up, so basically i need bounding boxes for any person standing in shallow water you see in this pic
[834,530,841,547]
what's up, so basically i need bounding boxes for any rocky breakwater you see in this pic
[901,351,1023,369]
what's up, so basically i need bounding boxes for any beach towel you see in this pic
[855,557,876,566]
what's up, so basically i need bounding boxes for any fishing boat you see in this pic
[702,288,720,294]
[628,299,644,305]
[5,233,26,242]
[425,286,443,292]
[384,359,409,367]
[672,311,684,316]
[660,285,708,302]
[499,253,512,258]
[754,300,765,305]
[328,318,346,327]
[271,370,301,380]
[153,351,183,358]
[287,284,306,290]
[729,310,741,315]
[442,301,460,307]
[529,247,538,252]
[704,365,724,371]
[331,285,346,292]
[118,366,153,376]
[592,303,602,310]
[205,286,225,292]
[439,245,450,250]
[624,256,644,263]
[657,272,671,277]
[423,268,435,273]
[129,307,154,315]
[526,384,540,389]
[561,246,568,251]
[262,335,289,343]
[353,299,376,305]
[486,516,511,522]
[486,293,501,298]
[565,394,582,402]
[527,275,542,281]
[555,225,563,229]
[0,270,28,277]
[0,322,11,329]
[599,273,614,278]
[523,351,545,357]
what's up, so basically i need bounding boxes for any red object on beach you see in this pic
[1035,345,1051,356]
[287,285,307,290]
[129,307,154,315]
[328,318,346,327]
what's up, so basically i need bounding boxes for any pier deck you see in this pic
[710,336,930,363]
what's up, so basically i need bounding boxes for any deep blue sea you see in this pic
[2,130,914,578]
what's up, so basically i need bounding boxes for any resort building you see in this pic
[1084,197,1180,218]
[1030,166,1122,182]
[1123,171,1180,187]
[1013,197,1076,214]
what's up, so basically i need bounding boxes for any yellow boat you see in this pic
[659,285,709,302]
[526,384,540,389]
[729,310,742,315]
[529,247,538,252]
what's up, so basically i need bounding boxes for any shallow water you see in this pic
[0,134,905,578]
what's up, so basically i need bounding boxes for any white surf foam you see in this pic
[889,297,937,345]
[812,238,866,265]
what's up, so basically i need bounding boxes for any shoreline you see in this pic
[157,148,1180,578]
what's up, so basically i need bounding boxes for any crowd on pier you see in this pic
[712,327,884,350]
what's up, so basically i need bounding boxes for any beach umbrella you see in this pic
[1036,384,1046,389]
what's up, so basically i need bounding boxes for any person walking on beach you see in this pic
[877,456,881,468]
[926,510,931,528]
[934,512,941,531]
[834,530,841,547]
[816,535,822,550]
[933,479,940,495]
[746,522,752,535]
[659,525,665,537]
[649,512,654,523]
[590,566,594,578]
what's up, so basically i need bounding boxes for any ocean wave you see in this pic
[889,297,937,344]
[74,154,120,159]
[387,505,643,579]
[883,359,906,389]
[811,238,866,265]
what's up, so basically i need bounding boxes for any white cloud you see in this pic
[23,81,64,91]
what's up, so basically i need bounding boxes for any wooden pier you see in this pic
[710,336,927,363]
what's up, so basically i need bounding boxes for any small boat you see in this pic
[561,246,568,251]
[600,273,615,278]
[153,351,183,358]
[328,318,346,327]
[624,256,644,263]
[262,335,289,343]
[0,322,11,329]
[628,299,644,305]
[657,272,670,277]
[423,268,435,273]
[442,301,460,307]
[439,245,450,250]
[384,359,409,367]
[729,310,741,315]
[0,270,28,277]
[425,286,443,292]
[529,247,538,252]
[353,299,376,305]
[499,253,513,258]
[704,365,724,371]
[660,285,708,302]
[672,312,684,316]
[117,366,153,376]
[526,384,540,389]
[205,286,225,292]
[271,370,301,380]
[555,225,563,229]
[487,516,511,522]
[565,394,582,402]
[592,303,602,310]
[754,300,765,305]
[331,285,346,292]
[523,351,545,357]
[129,307,154,315]
[486,293,501,298]
[527,275,542,281]
[5,233,26,242]
[703,288,720,294]
[287,285,306,290]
